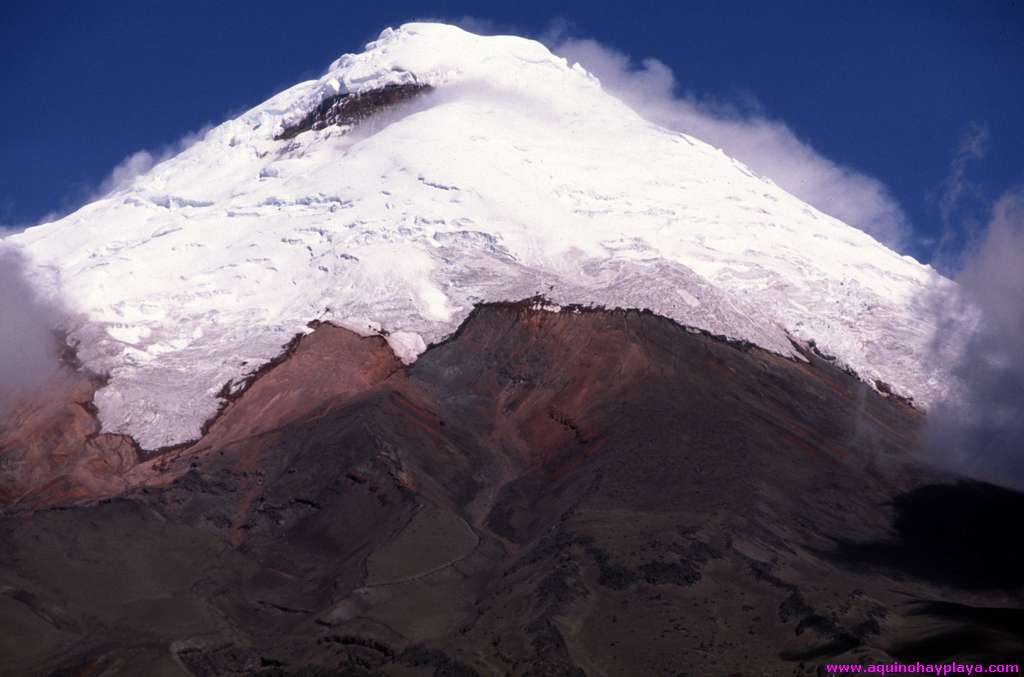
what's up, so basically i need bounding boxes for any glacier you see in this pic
[6,23,956,449]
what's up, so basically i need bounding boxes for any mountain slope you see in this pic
[7,23,952,450]
[3,304,1022,676]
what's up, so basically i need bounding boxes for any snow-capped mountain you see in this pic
[8,23,953,450]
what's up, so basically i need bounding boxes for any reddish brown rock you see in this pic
[131,323,402,486]
[1,322,401,510]
[0,370,138,508]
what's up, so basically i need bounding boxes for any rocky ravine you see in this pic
[2,303,1023,676]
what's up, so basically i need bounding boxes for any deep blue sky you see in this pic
[2,1,1021,265]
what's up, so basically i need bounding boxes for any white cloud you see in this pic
[0,245,65,409]
[98,149,158,194]
[940,122,989,227]
[925,187,1024,487]
[926,123,991,272]
[548,36,912,250]
[0,125,214,237]
[1,212,61,236]
[96,125,212,198]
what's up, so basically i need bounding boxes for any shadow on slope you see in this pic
[833,481,1024,590]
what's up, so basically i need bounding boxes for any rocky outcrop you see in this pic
[276,83,432,140]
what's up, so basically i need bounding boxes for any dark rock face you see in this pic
[276,84,432,140]
[1,303,1022,675]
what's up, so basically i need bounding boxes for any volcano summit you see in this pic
[9,23,952,450]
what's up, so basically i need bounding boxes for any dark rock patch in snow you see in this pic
[276,83,432,140]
